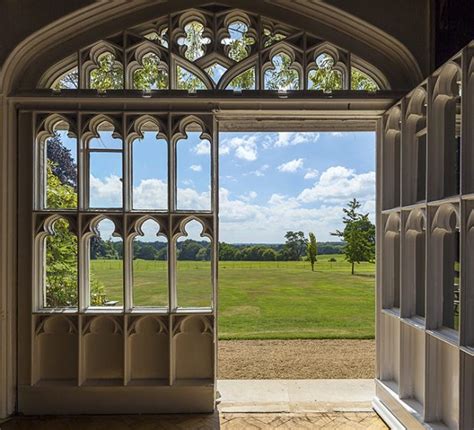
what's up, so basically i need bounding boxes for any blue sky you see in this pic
[218,131,375,243]
[54,130,375,243]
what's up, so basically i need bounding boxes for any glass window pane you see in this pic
[177,66,207,91]
[176,220,212,308]
[351,68,379,91]
[133,53,168,90]
[89,52,124,90]
[133,219,168,307]
[177,22,211,61]
[133,132,167,210]
[226,68,256,90]
[46,130,77,209]
[89,152,123,208]
[176,131,211,210]
[264,53,300,90]
[52,67,78,90]
[45,218,78,308]
[89,128,122,150]
[89,219,123,307]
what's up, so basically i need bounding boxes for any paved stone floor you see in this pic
[1,380,388,428]
[1,412,388,429]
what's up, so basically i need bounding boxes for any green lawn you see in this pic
[91,254,375,340]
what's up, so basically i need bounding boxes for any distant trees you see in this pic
[90,231,348,263]
[87,236,345,262]
[331,198,375,275]
[281,231,308,260]
[307,233,318,271]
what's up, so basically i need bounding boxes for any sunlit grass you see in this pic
[91,254,375,340]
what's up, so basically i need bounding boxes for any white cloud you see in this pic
[89,175,122,207]
[133,178,167,209]
[247,164,270,177]
[91,176,210,211]
[273,132,320,147]
[176,186,211,210]
[190,164,202,172]
[220,135,258,161]
[298,166,375,204]
[219,187,350,242]
[331,132,344,137]
[304,169,319,180]
[278,158,304,173]
[239,191,258,202]
[194,140,210,155]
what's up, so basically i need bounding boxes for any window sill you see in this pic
[401,316,425,331]
[173,307,213,315]
[426,327,459,348]
[33,308,78,314]
[460,345,474,357]
[381,307,400,319]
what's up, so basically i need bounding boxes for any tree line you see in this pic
[90,236,346,262]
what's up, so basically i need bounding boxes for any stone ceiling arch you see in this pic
[0,0,423,94]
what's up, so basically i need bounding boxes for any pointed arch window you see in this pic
[38,8,388,91]
[42,217,78,309]
[132,219,168,308]
[176,219,213,308]
[264,52,301,90]
[308,53,343,91]
[89,51,124,90]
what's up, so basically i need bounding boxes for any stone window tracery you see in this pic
[39,7,384,92]
[34,112,216,314]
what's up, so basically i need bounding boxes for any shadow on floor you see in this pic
[1,412,387,429]
[1,413,222,430]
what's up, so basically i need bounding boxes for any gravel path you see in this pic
[218,339,375,379]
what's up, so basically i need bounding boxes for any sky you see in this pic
[218,131,375,243]
[53,129,375,243]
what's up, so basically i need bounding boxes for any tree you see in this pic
[178,240,203,260]
[308,54,342,91]
[307,232,318,271]
[219,242,237,260]
[196,246,211,261]
[331,198,375,275]
[136,243,158,260]
[45,163,107,306]
[351,69,379,92]
[156,247,168,261]
[133,54,168,90]
[261,248,277,261]
[47,131,77,188]
[282,231,308,261]
[89,52,123,90]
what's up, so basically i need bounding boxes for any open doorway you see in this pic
[215,130,377,380]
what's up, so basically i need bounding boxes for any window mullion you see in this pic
[169,114,177,311]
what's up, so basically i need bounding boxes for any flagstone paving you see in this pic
[2,412,388,429]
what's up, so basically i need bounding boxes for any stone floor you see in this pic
[1,380,389,429]
[1,412,388,429]
[218,379,375,413]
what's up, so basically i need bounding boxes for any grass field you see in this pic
[91,254,375,340]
